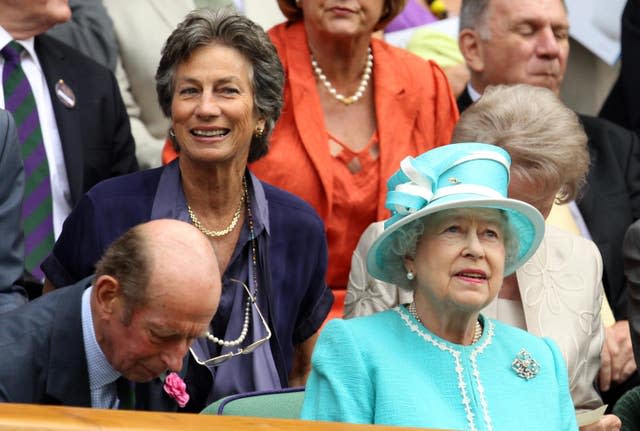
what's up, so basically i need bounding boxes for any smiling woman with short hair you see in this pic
[42,9,332,410]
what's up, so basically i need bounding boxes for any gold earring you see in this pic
[254,127,264,138]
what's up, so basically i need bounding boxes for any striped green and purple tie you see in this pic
[2,41,54,280]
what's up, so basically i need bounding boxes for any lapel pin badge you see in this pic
[511,348,540,380]
[55,79,76,108]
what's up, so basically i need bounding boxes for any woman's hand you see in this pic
[579,414,621,431]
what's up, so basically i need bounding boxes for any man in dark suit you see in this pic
[0,0,138,300]
[0,219,221,411]
[0,109,25,312]
[458,0,640,409]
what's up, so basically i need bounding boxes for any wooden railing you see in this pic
[0,403,454,431]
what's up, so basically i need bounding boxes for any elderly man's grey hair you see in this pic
[459,0,567,39]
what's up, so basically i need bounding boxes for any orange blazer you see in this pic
[250,21,459,225]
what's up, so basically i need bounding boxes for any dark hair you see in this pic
[276,0,408,31]
[156,8,284,162]
[94,226,151,324]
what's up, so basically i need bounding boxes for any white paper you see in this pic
[576,404,608,427]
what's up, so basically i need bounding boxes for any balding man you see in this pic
[457,0,640,413]
[0,219,221,411]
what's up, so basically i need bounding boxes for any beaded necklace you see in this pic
[204,176,259,347]
[310,47,373,105]
[408,302,483,344]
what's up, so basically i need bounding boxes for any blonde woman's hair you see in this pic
[453,84,589,203]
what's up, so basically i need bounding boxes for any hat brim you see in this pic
[366,194,545,284]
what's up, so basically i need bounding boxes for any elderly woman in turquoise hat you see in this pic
[300,143,577,430]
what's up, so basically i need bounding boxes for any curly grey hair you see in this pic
[155,8,284,162]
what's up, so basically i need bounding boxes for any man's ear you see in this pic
[93,275,121,317]
[458,28,485,74]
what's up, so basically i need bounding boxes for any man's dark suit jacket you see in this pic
[0,277,177,411]
[459,89,640,320]
[600,0,640,134]
[34,34,138,207]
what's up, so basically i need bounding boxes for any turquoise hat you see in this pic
[366,143,545,283]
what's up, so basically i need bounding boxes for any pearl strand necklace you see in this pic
[310,47,373,105]
[408,302,483,344]
[206,297,251,347]
[204,177,257,347]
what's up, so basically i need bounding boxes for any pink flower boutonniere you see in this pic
[163,372,189,408]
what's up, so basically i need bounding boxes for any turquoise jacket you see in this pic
[301,307,578,430]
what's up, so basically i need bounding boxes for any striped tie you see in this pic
[2,41,54,280]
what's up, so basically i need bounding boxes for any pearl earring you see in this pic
[406,271,415,281]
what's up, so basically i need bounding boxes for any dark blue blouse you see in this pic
[42,160,333,410]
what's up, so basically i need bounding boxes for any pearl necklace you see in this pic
[206,295,251,347]
[310,47,373,105]
[408,302,483,344]
[204,177,258,347]
[188,182,245,238]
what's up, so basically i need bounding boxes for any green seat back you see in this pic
[201,387,305,419]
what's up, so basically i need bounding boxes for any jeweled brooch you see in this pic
[511,348,540,380]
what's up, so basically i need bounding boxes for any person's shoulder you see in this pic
[34,34,112,75]
[86,166,164,200]
[320,310,408,355]
[489,318,540,343]
[267,20,299,41]
[579,113,638,147]
[329,309,401,333]
[267,21,302,51]
[544,224,600,252]
[372,37,441,71]
[261,179,324,225]
[489,318,560,354]
[0,277,87,341]
[371,37,449,93]
[267,20,288,38]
